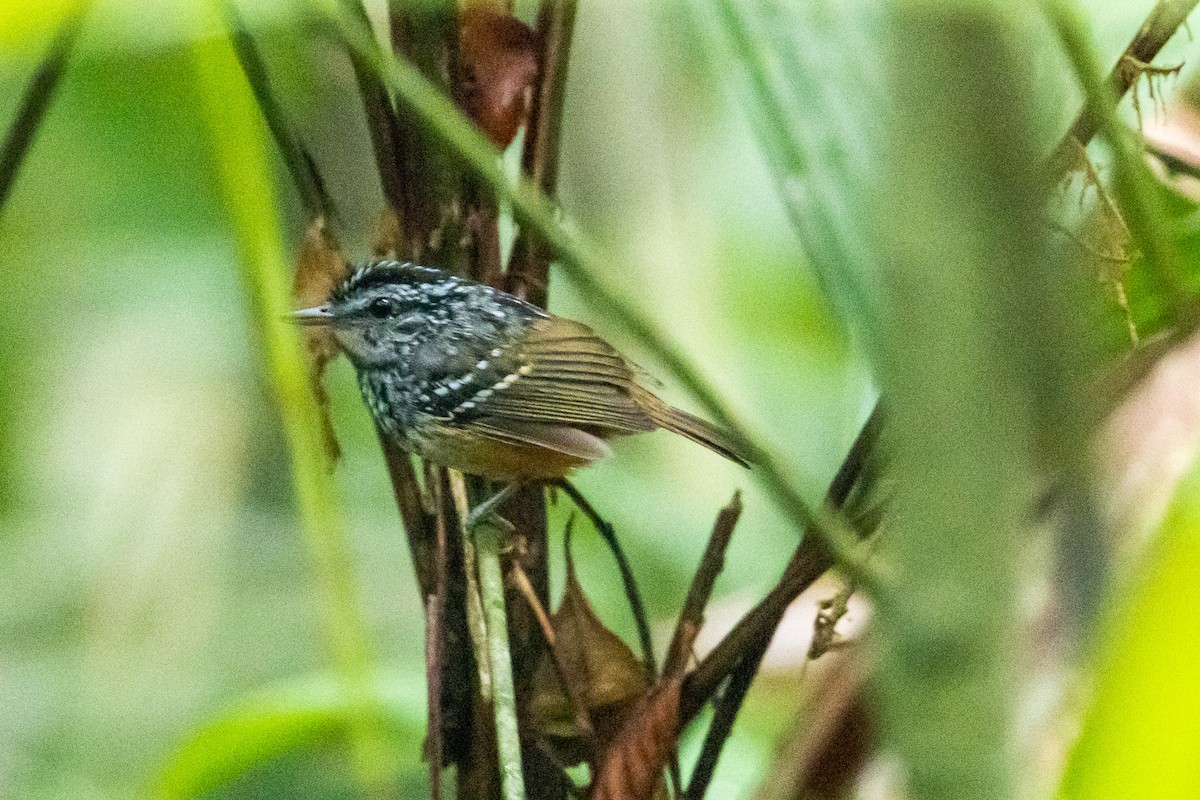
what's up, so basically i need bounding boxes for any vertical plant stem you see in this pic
[189,9,390,795]
[476,524,528,800]
[451,472,493,696]
[876,4,1052,799]
[452,479,528,800]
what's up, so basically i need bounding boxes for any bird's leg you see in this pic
[465,482,521,535]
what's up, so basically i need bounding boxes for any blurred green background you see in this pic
[0,1,1189,798]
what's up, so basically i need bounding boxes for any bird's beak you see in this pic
[288,305,335,326]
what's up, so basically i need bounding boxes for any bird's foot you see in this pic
[465,483,519,537]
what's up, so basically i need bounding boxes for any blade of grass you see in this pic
[313,0,879,596]
[694,0,884,347]
[189,11,393,795]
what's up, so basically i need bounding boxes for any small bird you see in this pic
[292,261,752,480]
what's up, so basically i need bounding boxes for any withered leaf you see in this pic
[529,553,649,765]
[371,206,404,259]
[589,676,682,800]
[292,217,348,463]
[459,3,539,150]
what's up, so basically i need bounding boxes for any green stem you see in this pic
[474,519,527,800]
[190,7,390,795]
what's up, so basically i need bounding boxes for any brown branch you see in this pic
[506,0,578,306]
[337,0,407,215]
[1054,0,1199,161]
[425,472,449,798]
[663,492,743,678]
[0,8,87,215]
[556,479,658,680]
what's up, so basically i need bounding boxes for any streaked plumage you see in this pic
[295,261,752,479]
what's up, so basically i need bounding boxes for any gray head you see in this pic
[291,261,545,370]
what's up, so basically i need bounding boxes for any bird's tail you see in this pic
[645,401,755,468]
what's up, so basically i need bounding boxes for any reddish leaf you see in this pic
[291,217,348,462]
[589,676,682,800]
[459,3,538,150]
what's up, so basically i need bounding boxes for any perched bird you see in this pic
[292,261,752,480]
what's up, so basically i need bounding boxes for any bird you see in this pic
[291,261,753,481]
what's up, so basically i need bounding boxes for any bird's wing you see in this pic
[457,316,657,434]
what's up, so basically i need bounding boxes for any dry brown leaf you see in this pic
[529,553,649,765]
[459,3,538,150]
[292,217,348,462]
[589,676,681,800]
[371,206,405,259]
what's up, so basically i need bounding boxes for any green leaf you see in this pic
[1057,463,1200,800]
[152,672,425,799]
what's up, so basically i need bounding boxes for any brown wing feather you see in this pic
[459,316,753,466]
[463,316,657,434]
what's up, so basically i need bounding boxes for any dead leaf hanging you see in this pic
[529,549,649,766]
[459,3,539,150]
[291,217,348,462]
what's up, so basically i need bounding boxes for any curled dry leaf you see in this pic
[292,217,348,462]
[459,3,539,150]
[589,676,681,800]
[529,553,649,766]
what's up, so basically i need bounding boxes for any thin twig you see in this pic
[507,0,578,305]
[511,560,597,757]
[556,479,658,680]
[335,0,406,213]
[664,492,743,678]
[684,648,764,800]
[226,3,340,228]
[378,429,437,592]
[0,7,87,215]
[1055,0,1200,158]
[662,492,743,796]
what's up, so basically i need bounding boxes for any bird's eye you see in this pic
[368,297,396,318]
